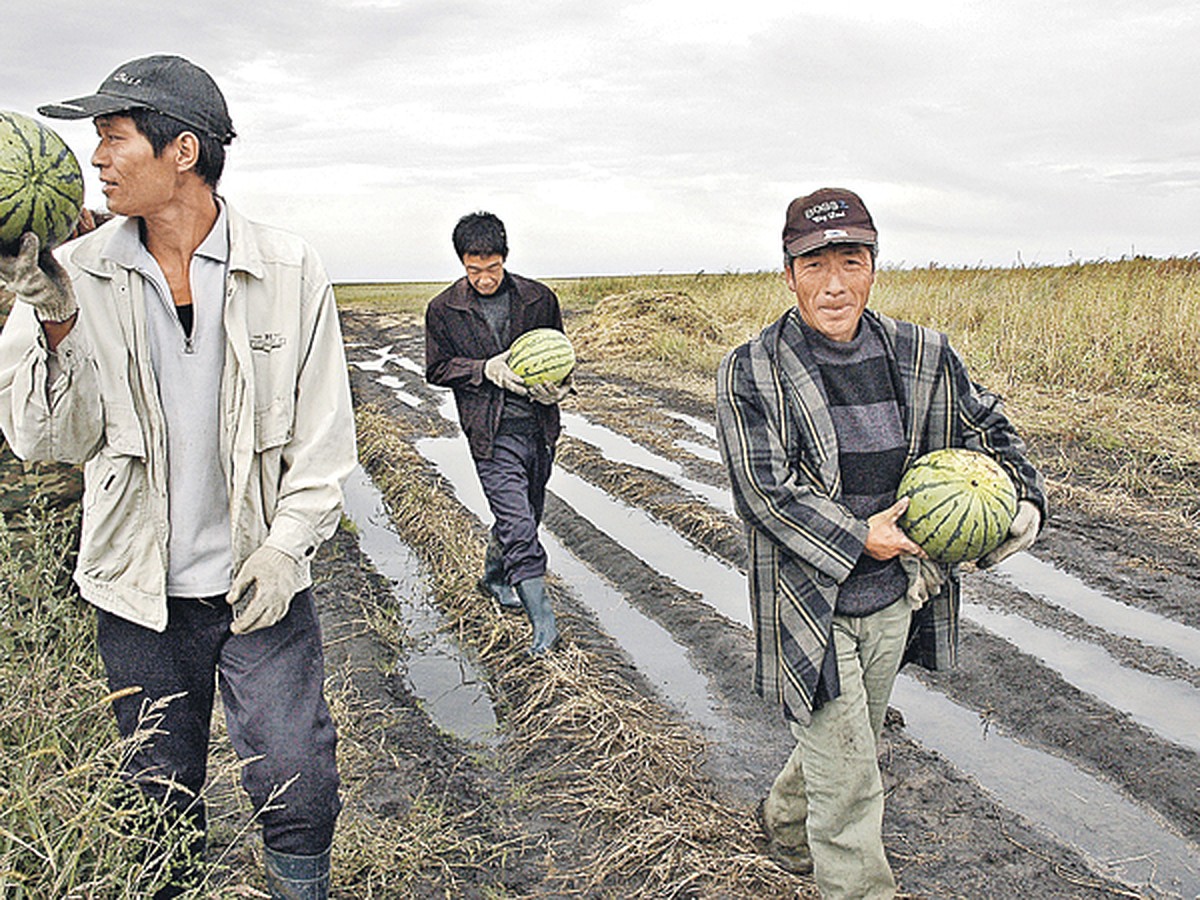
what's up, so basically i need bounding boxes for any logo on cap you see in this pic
[805,200,850,225]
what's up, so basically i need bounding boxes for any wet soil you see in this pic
[323,309,1200,899]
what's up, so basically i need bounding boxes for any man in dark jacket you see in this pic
[716,188,1045,898]
[425,212,569,655]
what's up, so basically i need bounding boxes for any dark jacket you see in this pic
[425,272,564,460]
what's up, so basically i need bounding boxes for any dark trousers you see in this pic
[474,432,554,585]
[95,589,341,856]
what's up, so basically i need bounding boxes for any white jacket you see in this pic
[0,205,356,631]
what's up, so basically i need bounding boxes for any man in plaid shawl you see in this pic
[716,188,1045,898]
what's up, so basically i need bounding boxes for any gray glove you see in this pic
[529,373,572,405]
[904,557,947,608]
[0,232,77,323]
[978,500,1041,569]
[483,352,528,395]
[226,545,307,634]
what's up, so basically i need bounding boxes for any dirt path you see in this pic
[324,310,1200,899]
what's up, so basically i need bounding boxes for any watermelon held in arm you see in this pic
[896,448,1018,564]
[508,327,576,386]
[0,111,84,256]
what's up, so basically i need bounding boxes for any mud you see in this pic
[325,310,1200,898]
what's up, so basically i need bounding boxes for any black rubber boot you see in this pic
[477,532,521,612]
[515,576,559,656]
[264,845,330,900]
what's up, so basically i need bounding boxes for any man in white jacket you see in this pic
[0,55,355,899]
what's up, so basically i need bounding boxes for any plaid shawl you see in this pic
[716,308,1045,724]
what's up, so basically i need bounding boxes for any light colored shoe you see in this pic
[755,798,813,875]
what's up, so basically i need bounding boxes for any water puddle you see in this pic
[559,411,734,514]
[546,467,750,628]
[349,347,393,373]
[992,554,1200,670]
[350,345,425,376]
[674,437,722,464]
[540,530,724,732]
[963,602,1200,754]
[341,464,501,746]
[664,410,717,441]
[376,374,424,408]
[892,675,1200,897]
[412,430,724,731]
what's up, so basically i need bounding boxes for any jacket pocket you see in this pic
[253,398,292,528]
[102,401,146,459]
[254,396,293,451]
[78,448,145,581]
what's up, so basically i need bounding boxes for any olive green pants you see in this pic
[764,599,911,899]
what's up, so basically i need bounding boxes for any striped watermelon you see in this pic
[508,328,575,386]
[896,448,1018,564]
[0,111,84,256]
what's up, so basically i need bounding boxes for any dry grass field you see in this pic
[340,256,1200,548]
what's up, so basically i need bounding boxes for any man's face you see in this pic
[785,244,875,343]
[91,115,180,218]
[462,253,505,296]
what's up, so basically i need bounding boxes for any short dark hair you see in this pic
[127,107,229,188]
[785,241,877,272]
[452,212,508,260]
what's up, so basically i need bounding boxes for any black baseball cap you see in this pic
[783,188,877,257]
[39,54,235,144]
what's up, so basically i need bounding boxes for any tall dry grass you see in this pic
[557,258,1200,407]
[874,258,1200,404]
[0,499,202,898]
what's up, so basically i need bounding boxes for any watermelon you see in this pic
[0,111,84,256]
[896,448,1018,564]
[508,328,575,386]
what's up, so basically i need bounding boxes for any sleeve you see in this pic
[948,345,1047,522]
[0,299,103,464]
[261,256,357,561]
[716,346,868,582]
[424,298,486,389]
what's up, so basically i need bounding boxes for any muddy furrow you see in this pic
[340,310,1199,899]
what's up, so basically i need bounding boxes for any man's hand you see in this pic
[529,374,571,405]
[864,496,926,561]
[0,233,77,323]
[977,500,1041,569]
[226,546,306,634]
[484,352,528,395]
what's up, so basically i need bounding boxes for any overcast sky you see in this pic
[7,1,1198,281]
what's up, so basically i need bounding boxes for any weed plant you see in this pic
[0,499,201,898]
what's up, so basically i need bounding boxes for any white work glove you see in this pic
[483,352,528,395]
[226,546,307,634]
[0,232,78,323]
[977,500,1041,569]
[529,373,572,405]
[904,557,947,609]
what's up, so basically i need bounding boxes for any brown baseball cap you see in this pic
[783,188,877,257]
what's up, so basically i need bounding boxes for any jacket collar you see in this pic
[68,197,264,281]
[442,271,523,311]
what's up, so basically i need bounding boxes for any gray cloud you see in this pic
[4,0,1197,278]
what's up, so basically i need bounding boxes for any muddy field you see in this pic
[321,309,1200,899]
